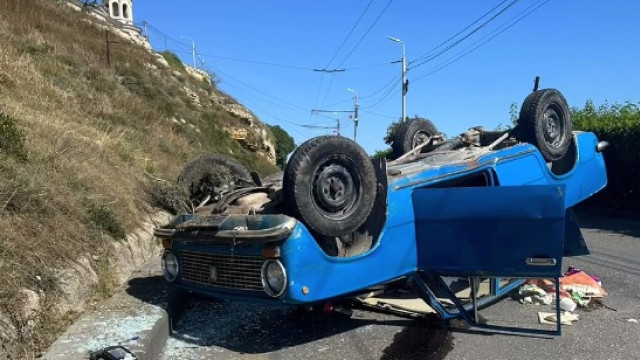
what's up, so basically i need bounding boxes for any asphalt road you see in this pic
[160,214,640,360]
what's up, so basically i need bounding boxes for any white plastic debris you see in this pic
[560,297,577,312]
[518,284,552,305]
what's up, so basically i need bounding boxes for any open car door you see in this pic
[412,185,568,336]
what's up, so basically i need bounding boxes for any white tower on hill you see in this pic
[103,0,133,25]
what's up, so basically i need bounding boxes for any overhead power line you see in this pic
[335,0,396,68]
[323,0,376,69]
[219,81,322,137]
[322,97,354,108]
[315,0,390,109]
[410,0,511,64]
[409,0,521,70]
[145,23,191,50]
[362,87,400,110]
[360,109,397,119]
[320,73,337,107]
[196,53,316,71]
[210,66,311,114]
[413,0,552,83]
[311,72,326,119]
[183,51,385,72]
[357,74,401,109]
[359,73,400,99]
[144,21,385,73]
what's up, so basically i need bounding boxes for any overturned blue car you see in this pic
[154,88,607,336]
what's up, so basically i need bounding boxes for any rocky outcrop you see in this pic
[181,86,202,108]
[184,65,211,83]
[107,211,172,284]
[208,92,277,164]
[1,211,172,352]
[53,256,100,316]
[0,312,17,360]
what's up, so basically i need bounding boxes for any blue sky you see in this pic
[135,0,639,154]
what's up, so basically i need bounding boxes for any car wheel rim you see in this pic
[313,161,360,219]
[543,106,565,149]
[193,169,234,203]
[412,130,432,149]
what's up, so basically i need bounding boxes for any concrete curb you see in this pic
[43,258,173,360]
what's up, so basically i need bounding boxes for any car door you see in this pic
[412,185,566,278]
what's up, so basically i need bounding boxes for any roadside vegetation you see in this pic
[268,124,296,168]
[571,100,640,212]
[0,0,282,354]
[504,99,640,212]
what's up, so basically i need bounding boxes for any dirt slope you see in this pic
[0,0,278,355]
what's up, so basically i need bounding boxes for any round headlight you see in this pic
[162,250,179,282]
[261,260,287,297]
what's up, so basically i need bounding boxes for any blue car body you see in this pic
[155,131,607,328]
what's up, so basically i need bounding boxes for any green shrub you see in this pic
[88,205,125,240]
[0,71,15,88]
[572,100,640,211]
[373,148,393,159]
[0,112,28,160]
[160,51,186,72]
[267,125,295,169]
[21,42,54,56]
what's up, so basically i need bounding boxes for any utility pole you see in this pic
[388,36,407,122]
[347,88,359,142]
[143,21,149,41]
[105,29,119,66]
[310,109,354,138]
[353,93,359,142]
[181,36,196,68]
[105,30,110,66]
[190,41,196,68]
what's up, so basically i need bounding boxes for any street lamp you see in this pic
[347,88,359,142]
[180,35,196,68]
[388,36,407,122]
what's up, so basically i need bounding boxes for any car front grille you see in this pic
[180,251,264,291]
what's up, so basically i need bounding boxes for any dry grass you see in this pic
[0,0,278,355]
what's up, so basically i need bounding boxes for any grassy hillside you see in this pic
[0,0,278,353]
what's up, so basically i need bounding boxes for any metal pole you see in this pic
[388,36,408,122]
[181,36,197,68]
[105,30,110,66]
[143,21,149,41]
[354,93,359,142]
[401,42,407,122]
[191,40,196,68]
[336,118,340,136]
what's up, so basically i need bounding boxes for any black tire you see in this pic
[177,154,252,204]
[517,89,572,162]
[391,118,439,159]
[283,136,377,237]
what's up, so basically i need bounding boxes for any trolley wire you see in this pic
[323,0,376,69]
[410,0,512,64]
[413,0,552,83]
[335,0,396,69]
[409,0,521,70]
